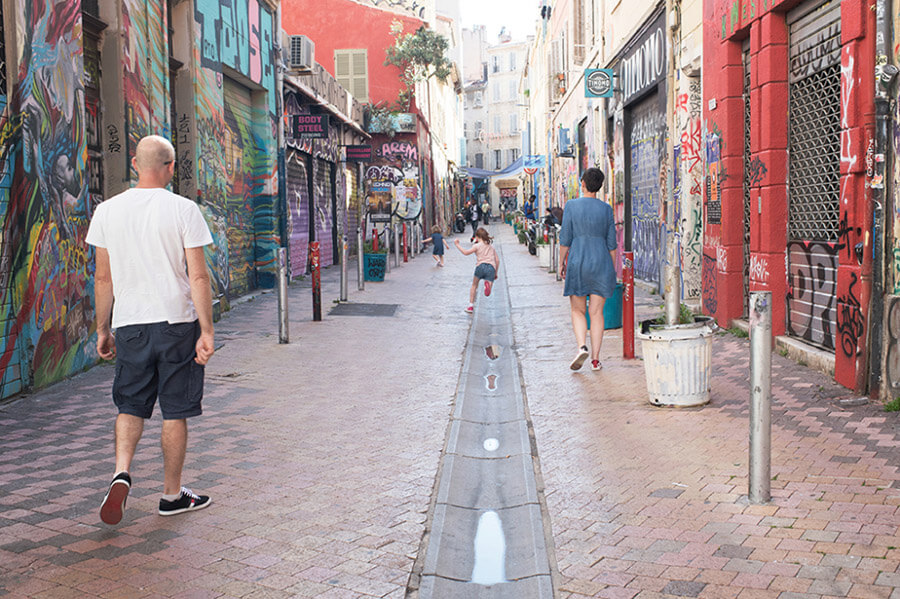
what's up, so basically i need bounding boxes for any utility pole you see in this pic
[664,0,681,324]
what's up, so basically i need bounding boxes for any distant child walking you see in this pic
[454,227,500,314]
[423,225,450,266]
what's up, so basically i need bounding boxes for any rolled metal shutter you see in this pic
[313,158,335,268]
[629,94,665,285]
[786,0,841,350]
[286,149,310,278]
[223,77,257,297]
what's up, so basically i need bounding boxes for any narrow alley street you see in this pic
[2,223,900,599]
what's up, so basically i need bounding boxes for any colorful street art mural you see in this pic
[0,0,91,396]
[364,135,421,225]
[190,0,278,299]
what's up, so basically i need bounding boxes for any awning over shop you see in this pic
[461,157,524,179]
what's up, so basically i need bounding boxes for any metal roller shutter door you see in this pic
[223,77,257,297]
[786,0,841,351]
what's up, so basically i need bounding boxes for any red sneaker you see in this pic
[484,280,492,296]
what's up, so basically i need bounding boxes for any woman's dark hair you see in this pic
[529,194,536,201]
[581,167,605,193]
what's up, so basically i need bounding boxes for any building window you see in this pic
[475,120,483,134]
[493,81,500,101]
[509,114,518,134]
[334,49,369,102]
[509,80,516,101]
[475,153,484,169]
[492,55,500,73]
[494,150,502,170]
[475,91,483,106]
[509,52,516,71]
[509,148,519,163]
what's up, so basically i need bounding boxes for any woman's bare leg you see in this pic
[588,294,607,361]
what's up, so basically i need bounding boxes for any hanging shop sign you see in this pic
[292,114,329,139]
[617,10,666,106]
[585,69,615,98]
[345,145,372,162]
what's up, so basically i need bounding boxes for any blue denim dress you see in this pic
[559,197,617,298]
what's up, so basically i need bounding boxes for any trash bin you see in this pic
[637,318,714,407]
[586,283,623,330]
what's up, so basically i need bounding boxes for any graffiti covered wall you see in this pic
[0,0,92,395]
[184,0,278,301]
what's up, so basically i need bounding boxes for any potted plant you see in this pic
[637,303,716,407]
[535,235,551,268]
[363,240,387,282]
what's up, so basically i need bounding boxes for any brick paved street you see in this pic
[2,223,900,598]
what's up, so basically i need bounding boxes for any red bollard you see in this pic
[372,228,378,252]
[623,251,635,359]
[310,241,321,322]
[403,223,409,263]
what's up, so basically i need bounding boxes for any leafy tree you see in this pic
[384,21,452,112]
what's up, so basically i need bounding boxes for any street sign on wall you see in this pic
[292,114,329,139]
[344,145,372,162]
[584,69,614,98]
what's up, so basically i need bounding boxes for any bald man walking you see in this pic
[87,135,215,525]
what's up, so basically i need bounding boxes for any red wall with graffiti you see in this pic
[704,0,875,390]
[281,0,424,107]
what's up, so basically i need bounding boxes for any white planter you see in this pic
[536,244,551,268]
[637,318,714,407]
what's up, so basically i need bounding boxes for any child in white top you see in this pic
[454,227,500,314]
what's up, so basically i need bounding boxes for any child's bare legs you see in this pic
[469,277,479,305]
[587,294,606,361]
[432,254,440,265]
[439,255,445,266]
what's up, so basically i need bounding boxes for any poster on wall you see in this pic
[706,135,722,225]
[367,182,393,222]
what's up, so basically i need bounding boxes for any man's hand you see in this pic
[195,332,215,365]
[97,331,116,360]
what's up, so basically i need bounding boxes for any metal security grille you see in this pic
[788,0,841,242]
[742,45,751,317]
[788,66,841,241]
[786,0,841,352]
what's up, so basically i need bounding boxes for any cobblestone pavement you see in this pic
[1,222,899,599]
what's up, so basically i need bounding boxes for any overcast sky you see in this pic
[458,0,540,43]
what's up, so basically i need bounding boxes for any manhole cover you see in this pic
[328,303,399,317]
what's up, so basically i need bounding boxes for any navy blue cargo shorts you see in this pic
[113,320,204,420]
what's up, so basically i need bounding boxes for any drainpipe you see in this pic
[664,0,681,324]
[870,0,897,396]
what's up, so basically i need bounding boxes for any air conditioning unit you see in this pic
[287,34,314,73]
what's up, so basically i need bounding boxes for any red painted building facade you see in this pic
[704,0,875,390]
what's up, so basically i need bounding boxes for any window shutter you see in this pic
[351,50,368,102]
[334,50,368,103]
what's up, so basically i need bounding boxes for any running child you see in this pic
[454,227,500,314]
[422,225,451,266]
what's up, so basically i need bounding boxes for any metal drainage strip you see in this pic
[416,264,553,597]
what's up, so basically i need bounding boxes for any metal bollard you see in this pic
[403,223,409,263]
[549,227,557,274]
[749,291,772,504]
[340,235,348,301]
[623,252,635,359]
[277,247,289,344]
[384,225,391,274]
[310,241,322,322]
[395,222,401,267]
[357,227,365,291]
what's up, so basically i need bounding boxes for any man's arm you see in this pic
[185,247,215,365]
[94,247,116,360]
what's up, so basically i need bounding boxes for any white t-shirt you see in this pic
[86,187,213,328]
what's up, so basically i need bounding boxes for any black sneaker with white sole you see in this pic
[100,471,132,525]
[158,487,211,516]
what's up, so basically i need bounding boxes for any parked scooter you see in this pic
[454,211,467,233]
